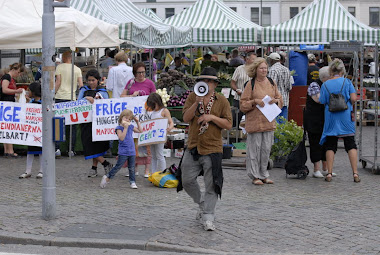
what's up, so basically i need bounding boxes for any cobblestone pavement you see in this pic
[0,126,379,254]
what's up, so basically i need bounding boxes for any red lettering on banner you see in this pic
[70,113,79,123]
[96,128,115,135]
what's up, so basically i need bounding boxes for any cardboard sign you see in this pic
[137,118,168,146]
[54,99,92,125]
[0,102,42,147]
[92,96,149,141]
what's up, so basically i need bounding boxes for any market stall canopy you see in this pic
[71,0,192,48]
[0,0,121,50]
[163,0,261,46]
[141,8,162,22]
[263,0,380,45]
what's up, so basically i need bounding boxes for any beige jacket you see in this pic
[240,78,283,133]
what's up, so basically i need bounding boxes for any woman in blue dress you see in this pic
[319,59,360,183]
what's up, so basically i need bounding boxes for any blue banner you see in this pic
[300,44,324,50]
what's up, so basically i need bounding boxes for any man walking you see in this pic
[267,52,292,121]
[180,67,232,231]
[55,51,83,157]
[230,52,256,128]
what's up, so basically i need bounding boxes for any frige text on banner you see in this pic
[92,96,149,141]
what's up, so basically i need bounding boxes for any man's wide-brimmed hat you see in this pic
[196,67,221,83]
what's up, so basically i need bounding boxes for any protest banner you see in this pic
[0,102,42,147]
[137,118,168,146]
[54,99,92,125]
[92,96,149,141]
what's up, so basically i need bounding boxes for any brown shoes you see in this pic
[262,178,274,184]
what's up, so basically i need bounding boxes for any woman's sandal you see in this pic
[8,153,20,158]
[262,178,274,184]
[325,173,333,182]
[353,173,361,183]
[252,179,264,185]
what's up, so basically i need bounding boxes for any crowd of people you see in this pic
[0,48,362,232]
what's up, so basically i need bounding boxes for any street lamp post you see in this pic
[41,0,69,220]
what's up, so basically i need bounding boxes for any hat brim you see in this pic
[196,75,221,84]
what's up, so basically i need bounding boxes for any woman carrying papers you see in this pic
[240,57,283,185]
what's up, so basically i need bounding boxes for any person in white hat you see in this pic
[267,52,292,122]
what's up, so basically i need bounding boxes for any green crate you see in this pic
[232,142,246,150]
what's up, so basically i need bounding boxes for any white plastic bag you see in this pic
[18,89,27,104]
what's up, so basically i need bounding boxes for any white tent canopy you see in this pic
[263,0,380,45]
[0,0,121,50]
[71,0,192,48]
[163,0,261,46]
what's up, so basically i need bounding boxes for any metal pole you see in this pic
[41,0,70,220]
[190,46,193,75]
[374,42,378,167]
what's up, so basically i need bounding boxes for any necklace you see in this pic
[256,78,266,82]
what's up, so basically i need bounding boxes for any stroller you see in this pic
[284,132,309,179]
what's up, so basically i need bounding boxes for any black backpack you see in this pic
[284,132,309,179]
[243,76,275,90]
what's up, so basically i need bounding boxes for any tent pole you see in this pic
[130,44,132,66]
[68,51,75,160]
[190,46,193,75]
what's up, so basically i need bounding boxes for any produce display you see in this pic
[156,88,170,107]
[167,90,191,107]
[156,69,195,90]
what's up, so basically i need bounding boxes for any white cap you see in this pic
[308,54,316,62]
[268,52,281,61]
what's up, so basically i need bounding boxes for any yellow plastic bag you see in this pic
[148,169,178,188]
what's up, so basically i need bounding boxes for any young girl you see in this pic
[78,69,113,177]
[19,82,43,179]
[146,93,174,176]
[100,109,142,189]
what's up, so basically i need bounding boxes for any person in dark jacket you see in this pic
[304,66,335,178]
[180,67,232,231]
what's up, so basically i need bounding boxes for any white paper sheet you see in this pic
[256,95,282,122]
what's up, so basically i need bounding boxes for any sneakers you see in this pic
[203,220,216,231]
[68,151,75,157]
[313,170,324,178]
[36,172,43,179]
[104,163,113,175]
[88,168,98,178]
[322,170,337,177]
[135,171,139,176]
[19,173,31,179]
[100,175,109,188]
[55,149,61,157]
[130,182,138,189]
[125,172,129,177]
[144,174,149,178]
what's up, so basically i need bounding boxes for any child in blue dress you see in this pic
[19,82,43,179]
[100,109,142,189]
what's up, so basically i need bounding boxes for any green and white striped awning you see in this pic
[71,0,192,48]
[141,8,162,22]
[163,0,261,46]
[263,0,380,46]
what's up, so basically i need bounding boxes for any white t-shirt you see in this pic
[231,64,250,100]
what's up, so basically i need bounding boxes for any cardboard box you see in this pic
[232,149,246,157]
[174,149,184,158]
[163,149,171,158]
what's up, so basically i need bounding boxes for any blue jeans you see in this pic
[107,155,136,183]
[276,106,288,124]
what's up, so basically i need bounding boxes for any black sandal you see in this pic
[8,153,20,158]
[325,173,333,182]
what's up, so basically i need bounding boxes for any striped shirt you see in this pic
[231,65,250,100]
[268,62,292,106]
